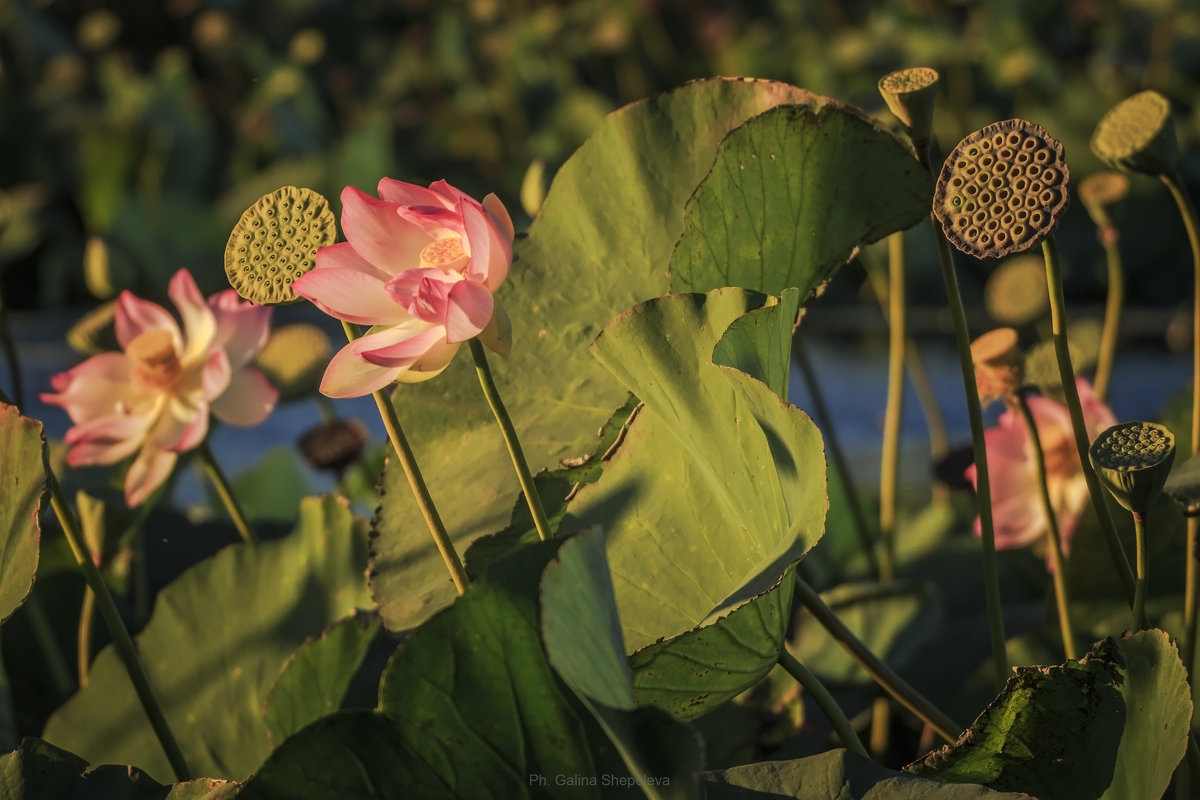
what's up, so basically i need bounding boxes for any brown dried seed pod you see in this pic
[224,186,336,305]
[1090,91,1178,176]
[878,67,939,143]
[934,119,1070,259]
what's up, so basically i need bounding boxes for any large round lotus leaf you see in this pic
[566,289,826,651]
[0,403,45,624]
[705,749,1025,799]
[909,630,1190,800]
[42,496,372,783]
[0,738,236,799]
[368,77,821,633]
[224,186,335,305]
[670,101,931,299]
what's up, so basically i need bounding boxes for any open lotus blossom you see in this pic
[292,178,515,398]
[42,269,278,506]
[966,379,1116,562]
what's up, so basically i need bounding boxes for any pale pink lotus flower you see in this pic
[42,269,278,506]
[292,178,515,398]
[966,379,1116,562]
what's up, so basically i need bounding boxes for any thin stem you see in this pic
[795,576,962,744]
[197,440,256,545]
[1040,237,1137,604]
[778,647,870,759]
[78,586,95,686]
[925,169,1008,688]
[1015,393,1076,660]
[1132,513,1148,632]
[1162,171,1200,691]
[47,470,192,780]
[342,322,468,595]
[468,339,552,542]
[794,339,882,580]
[1093,229,1124,401]
[879,233,906,582]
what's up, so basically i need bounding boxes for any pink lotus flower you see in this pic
[42,270,278,506]
[966,379,1116,560]
[292,178,515,398]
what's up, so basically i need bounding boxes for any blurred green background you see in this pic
[0,0,1198,313]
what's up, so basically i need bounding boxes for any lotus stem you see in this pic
[468,338,552,543]
[795,339,881,579]
[197,440,256,546]
[47,469,192,781]
[1040,237,1137,604]
[342,321,468,595]
[1093,230,1124,402]
[794,576,962,744]
[1015,392,1076,659]
[878,233,906,581]
[778,647,870,759]
[923,140,1008,688]
[1132,512,1149,631]
[77,586,95,686]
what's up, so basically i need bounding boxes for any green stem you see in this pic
[878,233,906,582]
[197,440,256,545]
[1162,171,1200,691]
[795,576,962,744]
[1133,512,1148,632]
[468,339,552,542]
[795,339,881,580]
[1093,229,1124,402]
[778,647,870,759]
[78,586,95,686]
[342,322,469,595]
[47,470,192,780]
[1015,393,1076,660]
[1040,237,1137,604]
[926,185,1008,688]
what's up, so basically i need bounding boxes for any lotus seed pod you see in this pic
[878,67,939,144]
[224,186,336,305]
[985,255,1048,326]
[1089,421,1175,518]
[1090,90,1178,176]
[253,323,333,403]
[933,119,1070,259]
[298,418,368,474]
[1165,451,1200,517]
[66,300,119,356]
[971,327,1024,404]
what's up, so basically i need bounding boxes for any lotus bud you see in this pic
[1089,421,1176,519]
[971,327,1024,404]
[1090,91,1178,177]
[878,67,939,145]
[934,119,1070,260]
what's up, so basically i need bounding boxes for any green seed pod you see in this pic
[224,186,336,305]
[1164,451,1200,517]
[985,255,1048,326]
[253,323,332,403]
[1090,90,1178,176]
[934,119,1070,259]
[1089,421,1176,518]
[878,67,939,144]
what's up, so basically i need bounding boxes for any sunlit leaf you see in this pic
[0,403,46,624]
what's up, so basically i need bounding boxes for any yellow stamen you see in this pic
[419,236,469,272]
[127,329,183,392]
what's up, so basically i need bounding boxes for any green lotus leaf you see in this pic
[908,630,1190,800]
[0,403,46,624]
[670,100,931,299]
[42,496,372,783]
[368,77,821,633]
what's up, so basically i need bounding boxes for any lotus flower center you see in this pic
[419,236,469,272]
[127,328,183,392]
